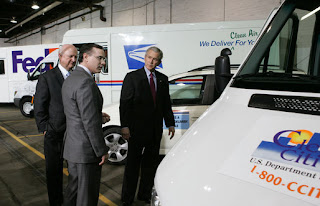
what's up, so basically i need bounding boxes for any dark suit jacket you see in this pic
[34,66,66,134]
[120,68,175,144]
[62,66,108,163]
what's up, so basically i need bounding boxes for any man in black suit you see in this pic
[120,46,175,206]
[34,44,77,206]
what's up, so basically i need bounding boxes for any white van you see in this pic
[0,44,59,116]
[153,0,320,206]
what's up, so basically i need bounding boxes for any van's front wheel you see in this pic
[103,127,128,165]
[20,97,33,118]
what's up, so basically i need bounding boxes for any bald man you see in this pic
[34,44,77,206]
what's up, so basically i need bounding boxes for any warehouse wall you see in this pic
[2,0,284,46]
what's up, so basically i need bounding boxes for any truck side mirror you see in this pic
[214,48,232,99]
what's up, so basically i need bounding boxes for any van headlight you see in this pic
[151,186,161,206]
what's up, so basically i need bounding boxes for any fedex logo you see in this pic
[12,48,58,73]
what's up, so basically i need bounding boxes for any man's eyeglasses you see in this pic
[93,56,106,61]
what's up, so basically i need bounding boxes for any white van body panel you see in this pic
[156,88,320,206]
[154,1,320,205]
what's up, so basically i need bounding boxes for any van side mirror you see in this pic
[214,48,232,98]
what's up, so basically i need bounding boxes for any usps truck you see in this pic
[62,20,263,106]
[153,0,320,206]
[0,44,59,116]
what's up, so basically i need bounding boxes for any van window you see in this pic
[169,76,205,105]
[232,6,320,93]
[30,62,54,80]
[101,48,108,74]
[0,60,4,74]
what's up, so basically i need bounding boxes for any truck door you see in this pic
[0,59,9,102]
[160,74,212,154]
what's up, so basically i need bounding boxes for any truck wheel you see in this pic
[20,97,33,118]
[103,127,128,165]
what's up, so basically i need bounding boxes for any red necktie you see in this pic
[149,73,156,103]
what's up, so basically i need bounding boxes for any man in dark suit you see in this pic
[34,44,77,206]
[62,43,110,206]
[120,46,175,206]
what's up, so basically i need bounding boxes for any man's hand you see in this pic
[102,112,110,124]
[169,126,175,139]
[121,127,130,140]
[99,154,109,166]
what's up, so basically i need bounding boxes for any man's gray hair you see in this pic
[146,46,163,60]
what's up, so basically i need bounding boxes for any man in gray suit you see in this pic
[62,43,110,206]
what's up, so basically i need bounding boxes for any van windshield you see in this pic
[232,0,320,93]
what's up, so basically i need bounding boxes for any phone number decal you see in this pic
[251,165,320,199]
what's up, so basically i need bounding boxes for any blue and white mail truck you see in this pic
[153,0,320,205]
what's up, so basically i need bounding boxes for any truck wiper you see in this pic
[234,71,289,79]
[234,71,320,81]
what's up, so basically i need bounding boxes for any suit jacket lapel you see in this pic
[77,66,103,107]
[53,66,64,86]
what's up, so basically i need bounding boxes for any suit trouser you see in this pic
[121,139,161,204]
[63,161,102,206]
[44,131,64,206]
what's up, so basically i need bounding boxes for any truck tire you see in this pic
[20,97,34,118]
[103,127,128,165]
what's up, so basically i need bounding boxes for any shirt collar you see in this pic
[78,64,92,76]
[58,64,69,79]
[144,66,156,78]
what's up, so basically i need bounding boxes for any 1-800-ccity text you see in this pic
[251,165,320,199]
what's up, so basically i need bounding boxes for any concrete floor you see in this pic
[0,103,151,206]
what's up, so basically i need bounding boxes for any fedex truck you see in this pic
[0,44,59,115]
[153,0,320,206]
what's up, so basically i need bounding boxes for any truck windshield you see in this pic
[232,0,320,93]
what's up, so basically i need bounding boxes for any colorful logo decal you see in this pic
[123,44,163,70]
[252,130,320,172]
[12,48,58,73]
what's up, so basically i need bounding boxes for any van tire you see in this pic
[20,97,33,118]
[103,127,128,165]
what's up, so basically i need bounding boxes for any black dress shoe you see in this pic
[122,202,131,206]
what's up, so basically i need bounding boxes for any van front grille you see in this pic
[248,94,320,115]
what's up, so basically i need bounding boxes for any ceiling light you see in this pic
[32,4,40,10]
[10,17,17,24]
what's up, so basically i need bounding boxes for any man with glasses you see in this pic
[34,44,77,206]
[62,43,110,206]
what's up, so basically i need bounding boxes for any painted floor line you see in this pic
[3,119,35,123]
[17,134,44,139]
[0,125,117,206]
